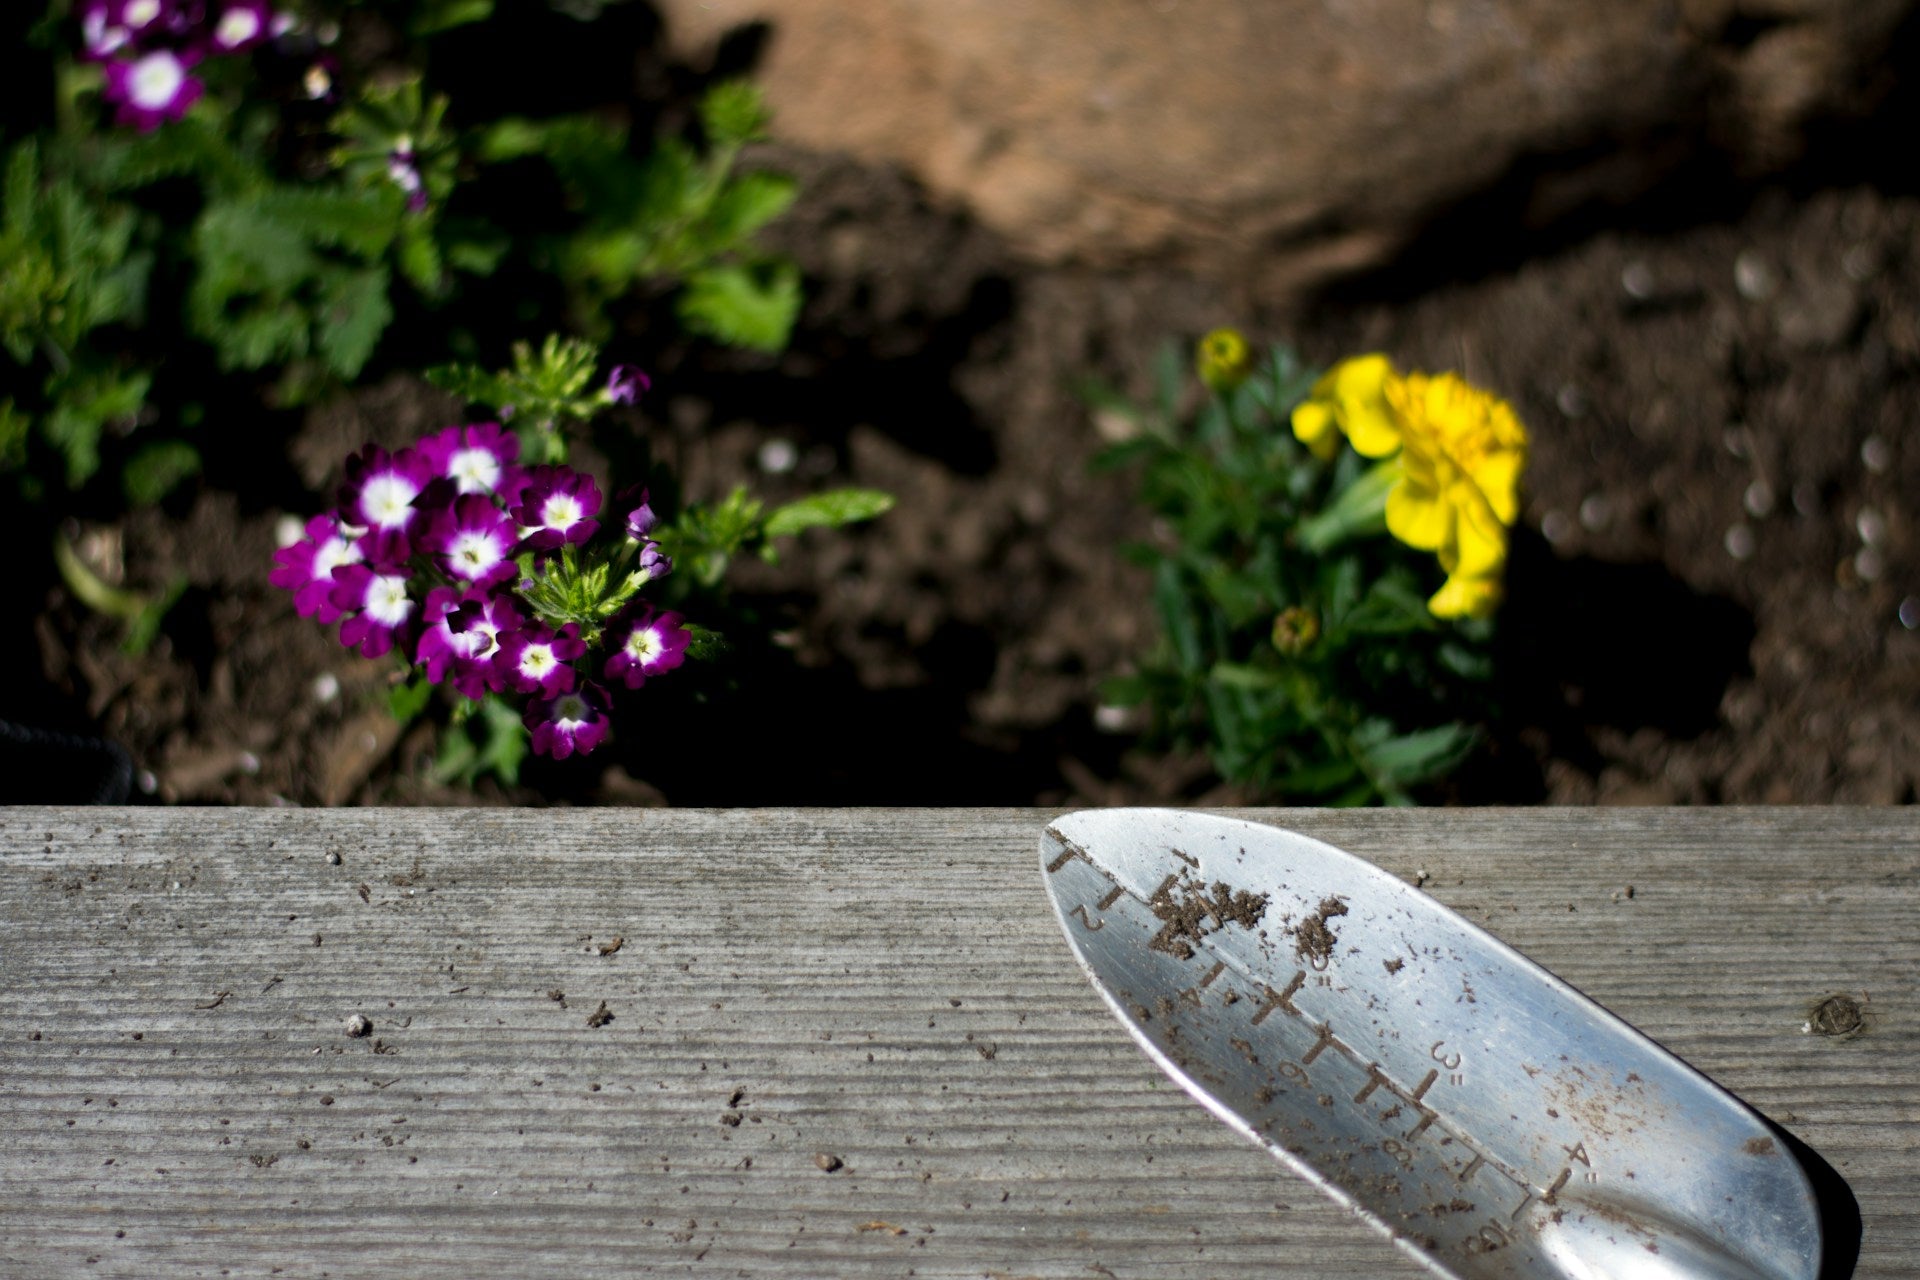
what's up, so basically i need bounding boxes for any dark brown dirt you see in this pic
[1293,896,1351,966]
[15,125,1920,807]
[1146,876,1269,960]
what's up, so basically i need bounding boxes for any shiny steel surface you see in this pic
[1041,809,1822,1280]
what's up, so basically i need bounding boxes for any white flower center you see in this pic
[365,575,414,627]
[471,621,502,659]
[520,645,554,677]
[449,529,502,578]
[313,535,362,581]
[128,52,186,111]
[361,474,419,529]
[447,447,500,494]
[123,0,161,29]
[85,13,129,53]
[215,8,261,46]
[625,628,662,663]
[553,695,589,728]
[388,156,422,192]
[541,494,583,531]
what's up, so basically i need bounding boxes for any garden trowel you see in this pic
[1040,808,1824,1280]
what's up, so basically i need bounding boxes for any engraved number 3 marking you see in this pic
[1430,1041,1463,1071]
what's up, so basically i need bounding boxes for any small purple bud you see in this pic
[624,489,657,541]
[637,541,672,580]
[606,365,651,406]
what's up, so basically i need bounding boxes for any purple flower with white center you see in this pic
[512,465,601,550]
[498,623,585,696]
[606,365,651,406]
[526,682,611,760]
[114,0,170,36]
[604,608,690,690]
[338,444,431,563]
[329,563,416,658]
[421,494,519,589]
[210,0,272,52]
[103,48,204,131]
[417,423,519,497]
[415,587,522,698]
[269,513,364,622]
[79,1,131,60]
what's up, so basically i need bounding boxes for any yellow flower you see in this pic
[1427,565,1504,620]
[1195,328,1254,392]
[1381,371,1528,606]
[1290,354,1401,461]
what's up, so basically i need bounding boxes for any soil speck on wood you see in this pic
[1805,993,1866,1037]
[585,1001,614,1028]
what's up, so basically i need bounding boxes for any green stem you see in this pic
[1297,457,1400,554]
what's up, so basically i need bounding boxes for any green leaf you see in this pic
[1365,723,1477,787]
[1210,661,1283,691]
[1098,673,1151,708]
[389,675,435,724]
[705,171,798,244]
[699,80,774,147]
[121,440,201,506]
[1154,560,1204,676]
[411,0,494,35]
[315,265,394,377]
[677,261,801,353]
[762,488,894,539]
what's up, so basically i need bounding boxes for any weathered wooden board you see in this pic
[0,807,1912,1278]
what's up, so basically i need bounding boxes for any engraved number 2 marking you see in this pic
[1069,904,1104,932]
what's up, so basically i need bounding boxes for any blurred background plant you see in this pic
[1090,330,1528,805]
[3,0,800,648]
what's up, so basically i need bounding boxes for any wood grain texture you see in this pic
[0,807,1913,1279]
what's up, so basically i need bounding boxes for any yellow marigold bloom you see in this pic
[1196,328,1254,392]
[1427,565,1504,620]
[1290,354,1401,461]
[1381,371,1528,595]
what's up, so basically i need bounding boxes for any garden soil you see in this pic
[16,146,1920,809]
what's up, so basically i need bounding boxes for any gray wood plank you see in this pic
[0,807,1913,1279]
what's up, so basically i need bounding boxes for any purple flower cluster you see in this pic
[81,0,285,130]
[272,420,689,760]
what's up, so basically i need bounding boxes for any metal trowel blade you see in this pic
[1040,808,1822,1280]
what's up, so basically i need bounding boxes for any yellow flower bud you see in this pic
[1196,328,1254,392]
[1271,605,1320,655]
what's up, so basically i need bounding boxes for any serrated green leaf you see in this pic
[677,261,801,353]
[252,187,400,259]
[315,265,393,377]
[762,488,894,539]
[705,171,797,244]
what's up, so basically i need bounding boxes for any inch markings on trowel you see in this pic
[1047,840,1564,1239]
